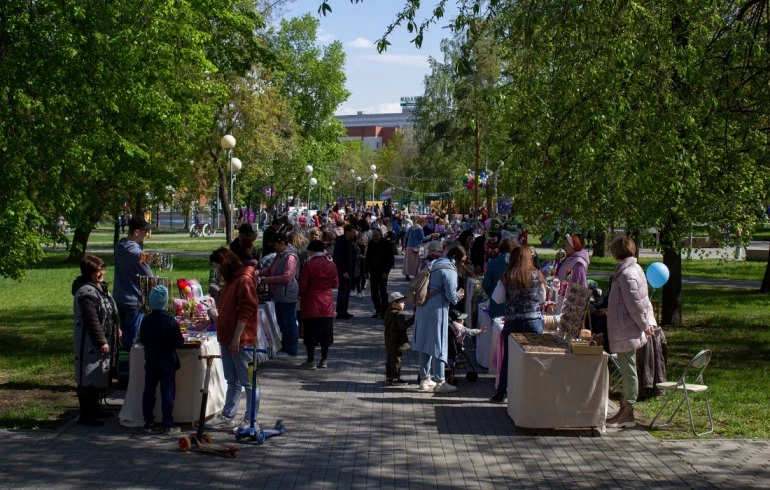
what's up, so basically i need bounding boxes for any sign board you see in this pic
[559,282,592,338]
[399,96,419,107]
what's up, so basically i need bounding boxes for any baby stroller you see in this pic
[445,323,479,385]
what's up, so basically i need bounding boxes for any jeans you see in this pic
[418,352,445,382]
[220,346,252,420]
[495,317,544,397]
[274,302,298,356]
[142,369,176,426]
[336,276,352,315]
[117,304,144,349]
[369,272,389,313]
[616,350,639,404]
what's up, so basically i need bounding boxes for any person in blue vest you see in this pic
[482,237,519,318]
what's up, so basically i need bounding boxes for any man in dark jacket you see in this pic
[332,225,357,319]
[262,219,281,257]
[365,228,395,318]
[139,286,184,433]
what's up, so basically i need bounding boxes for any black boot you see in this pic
[77,386,104,427]
[93,389,113,418]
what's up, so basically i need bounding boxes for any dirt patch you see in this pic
[0,385,79,430]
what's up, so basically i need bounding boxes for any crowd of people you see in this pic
[71,202,656,432]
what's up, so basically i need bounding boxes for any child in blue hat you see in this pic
[139,286,184,433]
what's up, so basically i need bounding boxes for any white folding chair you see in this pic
[649,349,714,437]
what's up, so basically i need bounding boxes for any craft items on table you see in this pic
[511,333,570,353]
[558,282,593,339]
[138,276,172,313]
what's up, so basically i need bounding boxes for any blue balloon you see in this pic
[646,262,669,288]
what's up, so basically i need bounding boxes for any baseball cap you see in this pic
[238,223,255,235]
[449,309,467,322]
[388,292,406,303]
[128,215,153,231]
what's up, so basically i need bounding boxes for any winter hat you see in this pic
[149,285,169,311]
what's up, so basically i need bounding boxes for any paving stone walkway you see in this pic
[2,268,769,489]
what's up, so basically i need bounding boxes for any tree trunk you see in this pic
[760,243,770,293]
[113,216,120,247]
[67,227,92,263]
[661,246,682,325]
[219,162,232,244]
[473,124,480,215]
[592,229,608,257]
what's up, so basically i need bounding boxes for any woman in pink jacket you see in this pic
[606,236,656,428]
[297,240,339,370]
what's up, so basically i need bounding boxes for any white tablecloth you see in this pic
[507,335,608,430]
[464,278,481,320]
[474,302,503,372]
[259,302,282,360]
[119,338,226,427]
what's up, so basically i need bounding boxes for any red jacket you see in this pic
[217,266,258,347]
[298,253,338,319]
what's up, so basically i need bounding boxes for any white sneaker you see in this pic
[419,377,437,392]
[207,414,235,429]
[232,417,253,433]
[434,382,458,394]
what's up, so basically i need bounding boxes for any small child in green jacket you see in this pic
[384,292,414,385]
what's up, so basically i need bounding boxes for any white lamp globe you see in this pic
[370,164,377,172]
[350,169,355,175]
[220,134,236,149]
[305,165,314,174]
[309,177,318,186]
[230,157,242,173]
[356,176,362,182]
[373,173,378,180]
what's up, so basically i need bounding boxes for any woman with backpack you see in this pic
[257,232,300,357]
[411,245,466,394]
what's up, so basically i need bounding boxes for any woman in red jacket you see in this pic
[298,240,339,370]
[207,248,258,431]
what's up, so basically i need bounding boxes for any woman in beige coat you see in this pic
[606,236,656,428]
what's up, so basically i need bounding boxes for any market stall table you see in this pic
[507,334,608,431]
[119,337,225,427]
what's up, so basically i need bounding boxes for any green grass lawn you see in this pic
[0,252,210,429]
[2,236,769,438]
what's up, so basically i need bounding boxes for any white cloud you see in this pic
[317,29,335,43]
[335,103,404,116]
[354,54,429,68]
[346,37,374,49]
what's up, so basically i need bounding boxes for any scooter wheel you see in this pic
[257,430,266,444]
[228,447,239,458]
[203,433,213,443]
[178,436,192,452]
[466,372,479,382]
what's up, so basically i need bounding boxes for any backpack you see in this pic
[407,260,454,306]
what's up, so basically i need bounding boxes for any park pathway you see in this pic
[2,262,769,488]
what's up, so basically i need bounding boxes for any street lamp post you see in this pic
[305,165,314,215]
[230,156,242,221]
[355,175,362,210]
[370,164,377,205]
[220,134,236,243]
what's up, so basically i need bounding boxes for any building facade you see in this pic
[335,104,416,150]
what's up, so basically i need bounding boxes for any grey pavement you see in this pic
[2,262,769,488]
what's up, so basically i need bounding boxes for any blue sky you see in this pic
[282,0,457,115]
